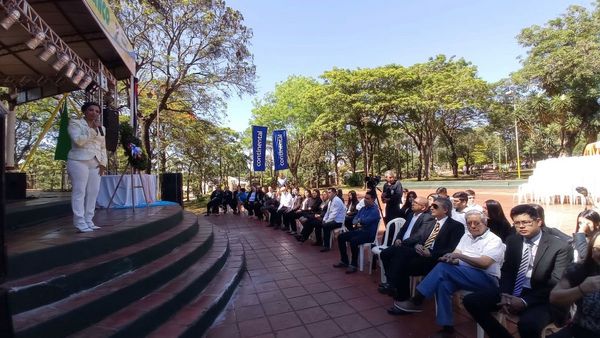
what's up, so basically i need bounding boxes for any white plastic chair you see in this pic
[370,218,405,283]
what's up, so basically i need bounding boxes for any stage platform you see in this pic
[2,201,245,338]
[6,191,71,230]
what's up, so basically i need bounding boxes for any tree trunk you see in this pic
[333,137,339,185]
[417,149,423,181]
[442,131,459,178]
[141,112,157,174]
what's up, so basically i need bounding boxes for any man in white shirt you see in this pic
[318,188,347,252]
[451,191,468,227]
[393,210,505,338]
[272,186,292,229]
[464,189,484,213]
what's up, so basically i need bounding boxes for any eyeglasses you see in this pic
[431,204,439,209]
[513,220,535,227]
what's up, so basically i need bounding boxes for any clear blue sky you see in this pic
[223,0,592,132]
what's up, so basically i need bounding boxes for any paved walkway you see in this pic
[205,214,481,338]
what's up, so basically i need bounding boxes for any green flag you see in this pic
[54,100,71,160]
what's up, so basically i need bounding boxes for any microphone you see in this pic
[95,118,104,136]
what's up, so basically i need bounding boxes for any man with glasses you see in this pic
[393,210,505,338]
[383,197,464,311]
[463,204,572,338]
[333,190,381,273]
[378,197,436,290]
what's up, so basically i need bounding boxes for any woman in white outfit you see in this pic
[67,102,107,232]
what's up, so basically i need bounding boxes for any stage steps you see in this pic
[6,213,200,314]
[2,206,246,338]
[7,206,183,279]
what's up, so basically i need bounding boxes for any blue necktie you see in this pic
[513,241,532,296]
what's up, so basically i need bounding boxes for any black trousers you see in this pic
[282,211,298,231]
[206,198,221,214]
[463,289,552,338]
[338,230,373,266]
[383,246,437,300]
[253,202,263,220]
[321,221,343,249]
[244,201,255,216]
[385,205,401,224]
[301,217,322,243]
[380,245,401,282]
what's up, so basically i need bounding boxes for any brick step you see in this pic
[69,229,233,338]
[4,212,200,314]
[8,205,183,279]
[12,223,214,338]
[147,238,245,338]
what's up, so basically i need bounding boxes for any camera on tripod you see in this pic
[364,175,381,189]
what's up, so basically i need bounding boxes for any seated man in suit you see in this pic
[393,210,505,338]
[384,197,465,310]
[463,204,573,338]
[378,197,436,290]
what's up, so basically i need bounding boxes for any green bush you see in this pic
[344,172,364,187]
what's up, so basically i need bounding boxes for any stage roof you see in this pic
[0,0,135,103]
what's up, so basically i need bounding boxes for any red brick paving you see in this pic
[205,214,480,338]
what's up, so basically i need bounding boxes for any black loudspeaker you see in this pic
[6,172,26,200]
[160,173,183,206]
[103,108,119,152]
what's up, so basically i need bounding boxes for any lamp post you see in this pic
[506,90,521,179]
[514,114,521,179]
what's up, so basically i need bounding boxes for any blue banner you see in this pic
[252,126,267,171]
[273,129,289,170]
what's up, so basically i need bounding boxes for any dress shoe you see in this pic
[345,266,357,274]
[77,227,93,233]
[333,262,348,268]
[87,224,101,230]
[429,330,456,338]
[393,300,423,313]
[378,284,394,295]
[386,306,409,316]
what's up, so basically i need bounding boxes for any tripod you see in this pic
[105,163,151,211]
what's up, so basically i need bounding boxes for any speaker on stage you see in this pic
[160,173,183,206]
[103,108,119,152]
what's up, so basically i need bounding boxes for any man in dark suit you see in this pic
[379,197,436,289]
[384,197,465,310]
[463,204,573,338]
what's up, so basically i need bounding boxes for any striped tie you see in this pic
[424,222,441,249]
[513,241,532,296]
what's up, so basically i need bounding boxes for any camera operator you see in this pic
[382,170,403,223]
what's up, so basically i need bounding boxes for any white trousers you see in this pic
[67,158,101,230]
